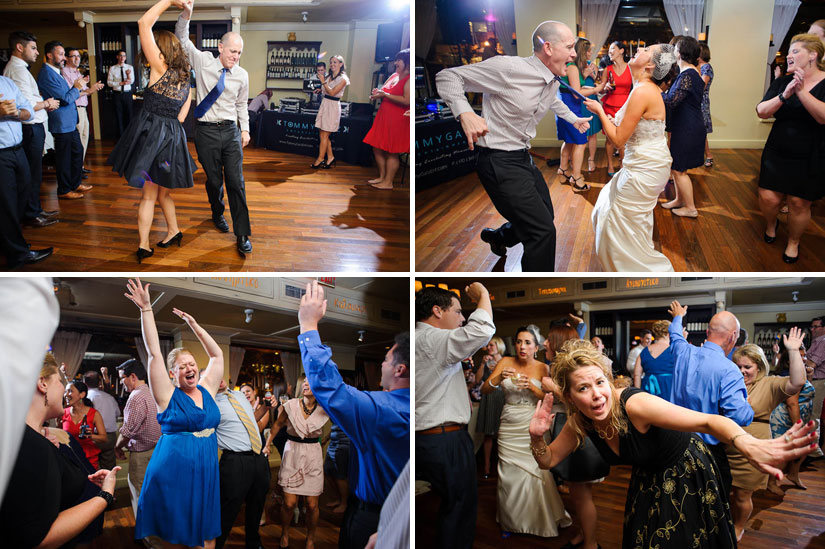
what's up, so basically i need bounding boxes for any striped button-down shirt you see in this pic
[415,309,496,431]
[120,383,162,452]
[435,54,579,151]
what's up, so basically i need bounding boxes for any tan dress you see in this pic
[726,376,793,490]
[278,398,329,496]
[314,73,350,132]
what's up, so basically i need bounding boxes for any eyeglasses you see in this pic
[68,54,80,58]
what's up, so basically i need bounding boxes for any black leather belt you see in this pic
[354,497,382,514]
[197,120,236,127]
[222,449,257,456]
[287,434,320,444]
[324,95,340,101]
[0,143,22,152]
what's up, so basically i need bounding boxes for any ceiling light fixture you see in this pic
[357,330,365,343]
[244,308,254,324]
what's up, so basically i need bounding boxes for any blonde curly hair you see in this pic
[551,339,627,447]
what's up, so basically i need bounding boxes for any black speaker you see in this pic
[375,22,404,62]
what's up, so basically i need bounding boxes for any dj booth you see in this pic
[255,82,375,166]
[415,95,478,190]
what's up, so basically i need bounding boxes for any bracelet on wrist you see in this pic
[141,308,152,312]
[730,432,747,448]
[487,378,500,389]
[95,490,114,507]
[778,93,788,104]
[530,441,548,458]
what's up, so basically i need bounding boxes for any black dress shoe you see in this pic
[82,167,91,174]
[764,219,779,244]
[212,215,230,233]
[24,215,58,228]
[81,173,89,180]
[480,228,507,256]
[9,247,53,269]
[42,209,59,219]
[136,247,154,264]
[783,251,799,264]
[157,231,183,248]
[322,158,336,169]
[237,236,252,254]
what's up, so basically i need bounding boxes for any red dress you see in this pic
[363,72,410,154]
[62,407,101,469]
[602,63,632,117]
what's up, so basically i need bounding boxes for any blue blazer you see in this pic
[36,65,79,134]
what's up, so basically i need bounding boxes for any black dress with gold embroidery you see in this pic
[106,68,197,189]
[588,387,736,549]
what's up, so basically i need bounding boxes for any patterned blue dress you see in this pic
[770,380,815,439]
[639,346,675,401]
[135,386,221,546]
[700,63,714,134]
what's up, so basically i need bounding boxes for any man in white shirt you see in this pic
[626,329,653,374]
[83,370,121,471]
[415,283,495,548]
[435,21,591,271]
[3,31,60,227]
[177,0,253,256]
[107,50,134,138]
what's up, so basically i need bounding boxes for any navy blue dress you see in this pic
[639,346,675,401]
[107,68,197,189]
[135,386,221,546]
[663,69,707,171]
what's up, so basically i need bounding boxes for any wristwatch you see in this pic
[95,490,114,507]
[778,93,788,104]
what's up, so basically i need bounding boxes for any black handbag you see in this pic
[548,411,610,482]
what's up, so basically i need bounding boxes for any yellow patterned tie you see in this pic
[226,391,262,454]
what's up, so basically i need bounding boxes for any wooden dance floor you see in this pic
[416,457,825,548]
[415,148,825,272]
[15,140,409,272]
[99,463,344,548]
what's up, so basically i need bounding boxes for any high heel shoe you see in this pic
[136,247,154,264]
[764,219,779,244]
[783,249,799,264]
[322,158,337,169]
[569,175,590,192]
[157,231,183,248]
[310,160,327,169]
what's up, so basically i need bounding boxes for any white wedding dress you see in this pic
[591,89,675,272]
[496,378,572,537]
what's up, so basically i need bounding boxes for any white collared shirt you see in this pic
[176,16,250,132]
[2,55,46,125]
[435,54,580,151]
[107,63,134,92]
[415,309,496,430]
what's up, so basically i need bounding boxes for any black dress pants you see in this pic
[338,495,380,549]
[21,122,45,219]
[415,429,477,549]
[476,146,556,271]
[216,450,270,549]
[194,123,252,236]
[0,145,32,265]
[52,130,83,195]
[113,90,133,137]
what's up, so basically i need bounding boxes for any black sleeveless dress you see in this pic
[107,68,197,189]
[588,387,736,548]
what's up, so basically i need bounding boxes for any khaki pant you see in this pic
[98,431,118,471]
[128,447,163,548]
[77,106,89,161]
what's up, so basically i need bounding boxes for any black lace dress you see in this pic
[107,69,196,189]
[663,69,707,172]
[588,387,736,549]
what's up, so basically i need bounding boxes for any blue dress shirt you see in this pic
[669,315,753,445]
[0,76,33,148]
[298,330,409,506]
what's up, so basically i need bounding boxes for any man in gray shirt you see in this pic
[415,283,495,548]
[214,378,269,549]
[177,0,253,255]
[435,21,591,271]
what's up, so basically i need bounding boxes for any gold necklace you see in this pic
[595,423,616,440]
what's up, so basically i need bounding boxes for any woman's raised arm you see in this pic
[125,278,174,410]
[138,0,186,76]
[173,307,224,396]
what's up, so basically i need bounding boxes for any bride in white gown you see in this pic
[481,327,571,537]
[584,44,679,272]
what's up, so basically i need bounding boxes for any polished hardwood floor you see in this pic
[97,464,345,548]
[415,148,825,272]
[15,140,409,272]
[416,456,825,548]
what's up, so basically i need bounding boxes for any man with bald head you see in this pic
[667,300,753,493]
[435,21,591,271]
[177,0,253,256]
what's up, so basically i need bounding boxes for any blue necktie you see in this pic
[194,68,227,119]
